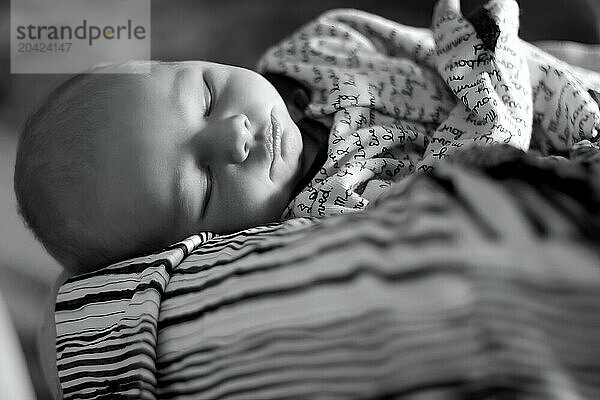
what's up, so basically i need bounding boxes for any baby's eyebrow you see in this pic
[170,67,187,113]
[170,66,207,120]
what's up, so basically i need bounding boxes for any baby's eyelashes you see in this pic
[201,165,213,218]
[203,77,213,117]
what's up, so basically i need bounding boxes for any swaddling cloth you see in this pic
[257,0,600,219]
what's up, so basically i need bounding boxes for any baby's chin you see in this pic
[280,110,303,159]
[274,110,302,179]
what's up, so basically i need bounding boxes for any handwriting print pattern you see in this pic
[524,43,600,151]
[257,1,600,219]
[419,0,532,170]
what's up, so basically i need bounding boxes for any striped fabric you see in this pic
[55,233,214,399]
[56,147,600,399]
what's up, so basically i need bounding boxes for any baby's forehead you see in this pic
[77,62,170,96]
[83,69,179,153]
[92,60,182,79]
[102,62,181,95]
[73,62,186,161]
[73,71,166,122]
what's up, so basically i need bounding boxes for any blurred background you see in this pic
[0,0,598,398]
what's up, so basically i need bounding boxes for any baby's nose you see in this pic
[214,114,253,164]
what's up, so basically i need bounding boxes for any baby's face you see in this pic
[93,61,306,250]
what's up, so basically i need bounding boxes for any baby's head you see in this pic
[15,61,308,274]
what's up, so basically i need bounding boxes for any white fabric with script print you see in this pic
[257,0,600,219]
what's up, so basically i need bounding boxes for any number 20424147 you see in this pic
[18,42,72,53]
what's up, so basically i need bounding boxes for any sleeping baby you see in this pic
[14,0,600,274]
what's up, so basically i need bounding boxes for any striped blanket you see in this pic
[55,145,600,399]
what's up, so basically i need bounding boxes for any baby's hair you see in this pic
[14,61,154,273]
